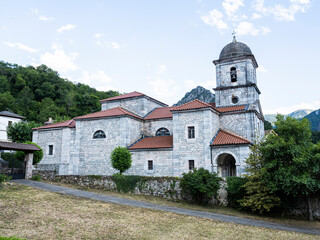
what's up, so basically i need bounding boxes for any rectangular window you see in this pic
[8,121,12,126]
[189,160,195,171]
[48,145,53,155]
[188,126,195,139]
[148,160,153,170]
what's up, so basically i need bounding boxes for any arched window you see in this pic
[230,67,237,82]
[156,128,170,136]
[93,130,106,139]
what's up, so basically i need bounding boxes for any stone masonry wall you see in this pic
[32,170,227,203]
[128,150,173,176]
[172,109,219,176]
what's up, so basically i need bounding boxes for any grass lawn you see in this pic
[0,183,319,240]
[47,180,320,229]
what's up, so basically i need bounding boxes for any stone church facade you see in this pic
[32,39,265,177]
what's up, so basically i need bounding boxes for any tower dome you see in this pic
[219,41,252,60]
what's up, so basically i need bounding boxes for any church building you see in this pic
[32,39,265,177]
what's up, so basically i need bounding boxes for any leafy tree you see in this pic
[240,142,281,214]
[260,115,320,221]
[0,61,119,123]
[264,120,273,130]
[180,168,221,204]
[111,146,132,174]
[15,141,43,165]
[311,131,320,144]
[226,176,248,210]
[7,121,39,143]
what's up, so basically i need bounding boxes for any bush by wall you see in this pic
[180,168,221,204]
[226,176,247,210]
[112,174,140,193]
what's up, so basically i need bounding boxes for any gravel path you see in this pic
[13,179,320,236]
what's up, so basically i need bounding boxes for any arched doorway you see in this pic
[217,153,236,177]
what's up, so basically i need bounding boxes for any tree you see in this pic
[260,115,320,221]
[111,146,132,174]
[240,142,281,214]
[7,121,39,143]
[264,120,273,130]
[15,141,43,165]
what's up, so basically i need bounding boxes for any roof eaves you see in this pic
[210,129,221,145]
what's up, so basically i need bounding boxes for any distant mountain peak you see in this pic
[174,86,215,106]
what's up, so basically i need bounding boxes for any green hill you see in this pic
[303,109,320,132]
[0,61,119,123]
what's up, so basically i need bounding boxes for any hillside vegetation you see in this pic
[0,61,119,123]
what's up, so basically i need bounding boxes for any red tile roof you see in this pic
[74,107,142,120]
[33,119,76,130]
[129,135,173,149]
[100,91,144,102]
[144,107,174,120]
[215,105,246,113]
[171,99,212,111]
[211,129,251,146]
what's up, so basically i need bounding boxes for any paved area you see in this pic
[13,179,320,236]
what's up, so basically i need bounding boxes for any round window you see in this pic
[232,96,239,104]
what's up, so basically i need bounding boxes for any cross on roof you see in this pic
[232,29,237,42]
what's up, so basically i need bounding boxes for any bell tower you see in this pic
[213,37,261,107]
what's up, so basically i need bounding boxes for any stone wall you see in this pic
[32,170,227,203]
[172,108,219,176]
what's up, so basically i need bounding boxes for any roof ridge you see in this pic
[119,106,142,118]
[171,99,211,111]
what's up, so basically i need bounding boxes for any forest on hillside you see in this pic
[0,61,119,124]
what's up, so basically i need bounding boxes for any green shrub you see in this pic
[0,236,26,240]
[112,174,140,193]
[111,146,132,174]
[226,176,247,210]
[31,174,42,181]
[180,168,221,204]
[0,174,11,185]
[14,141,43,165]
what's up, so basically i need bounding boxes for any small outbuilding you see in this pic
[0,141,40,179]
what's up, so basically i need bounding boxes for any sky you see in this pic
[0,0,319,114]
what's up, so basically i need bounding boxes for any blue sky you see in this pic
[0,0,319,114]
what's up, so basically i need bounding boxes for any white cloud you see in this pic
[222,0,244,17]
[94,33,104,38]
[39,15,55,21]
[4,42,38,53]
[96,40,124,49]
[149,77,179,103]
[200,9,228,30]
[157,64,167,75]
[78,70,115,91]
[236,22,259,36]
[252,13,262,19]
[39,43,78,73]
[253,0,311,22]
[264,101,320,115]
[235,21,270,36]
[57,24,76,33]
[261,26,271,35]
[30,8,39,15]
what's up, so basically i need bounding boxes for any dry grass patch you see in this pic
[0,183,318,240]
[48,181,320,229]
